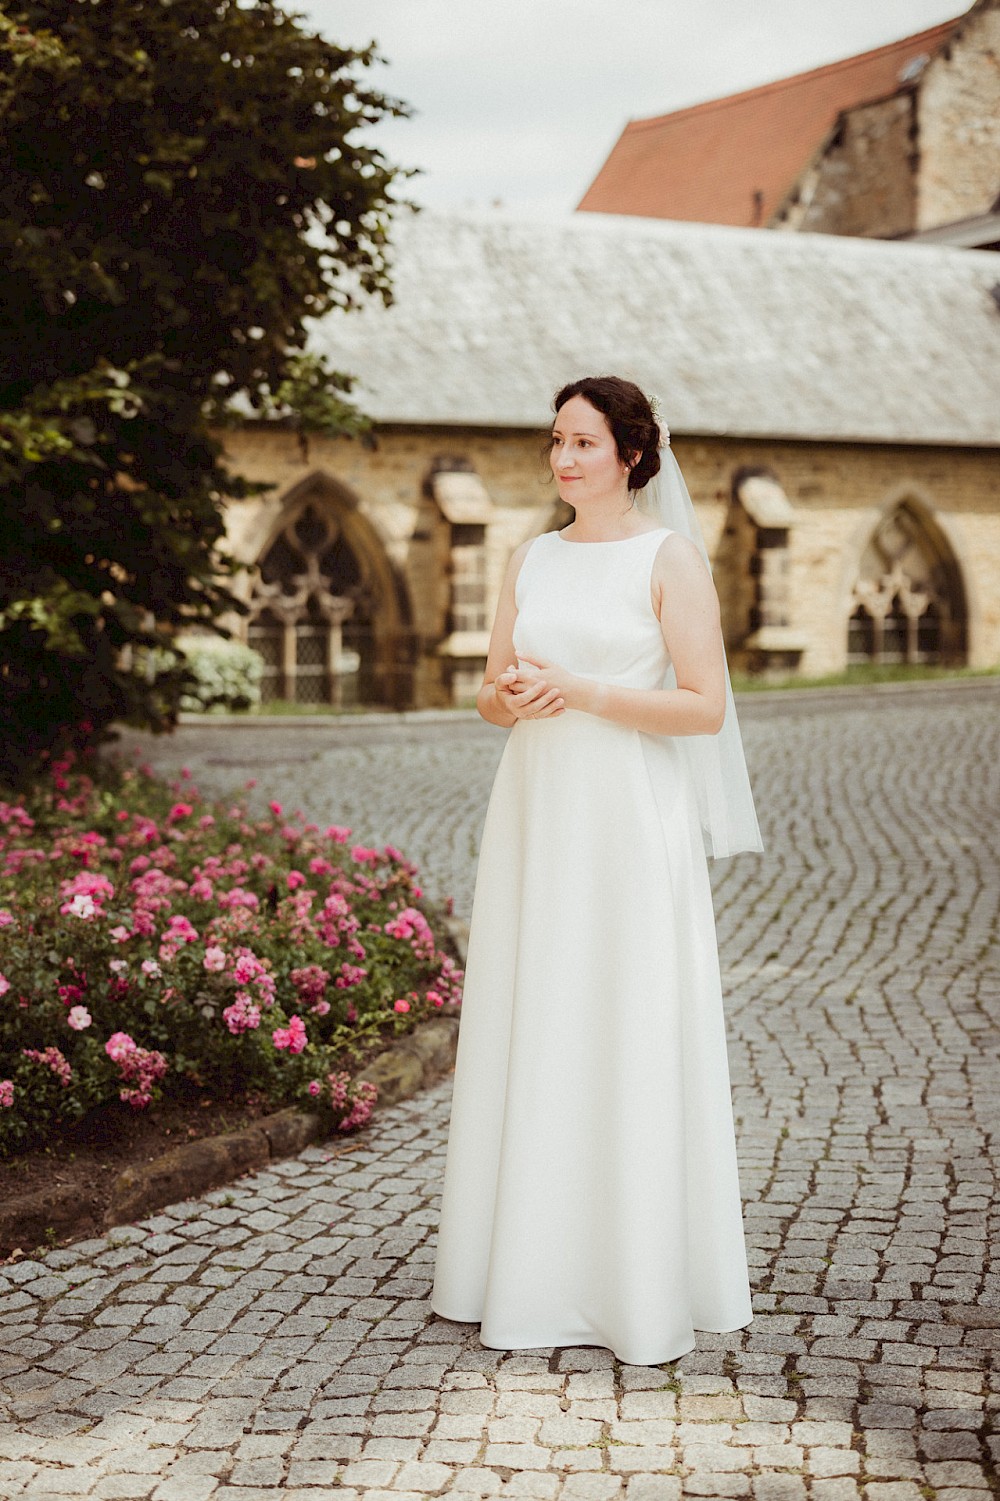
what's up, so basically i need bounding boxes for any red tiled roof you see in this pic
[577,19,962,226]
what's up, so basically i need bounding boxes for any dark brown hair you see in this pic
[552,376,661,491]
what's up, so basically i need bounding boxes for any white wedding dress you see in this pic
[430,527,753,1366]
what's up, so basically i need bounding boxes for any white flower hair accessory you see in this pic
[646,392,670,447]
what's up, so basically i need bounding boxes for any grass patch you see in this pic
[730,663,1000,693]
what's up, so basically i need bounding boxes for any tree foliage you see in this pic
[0,0,409,784]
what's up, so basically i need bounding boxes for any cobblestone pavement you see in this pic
[2,682,999,1500]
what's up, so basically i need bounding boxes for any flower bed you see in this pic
[0,752,462,1157]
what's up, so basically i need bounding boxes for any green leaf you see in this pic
[0,0,409,785]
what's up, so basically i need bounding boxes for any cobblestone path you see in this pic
[2,683,998,1500]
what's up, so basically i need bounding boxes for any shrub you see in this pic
[176,637,265,715]
[0,753,462,1156]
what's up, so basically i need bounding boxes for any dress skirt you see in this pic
[430,707,753,1366]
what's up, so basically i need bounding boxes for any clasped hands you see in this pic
[494,655,581,721]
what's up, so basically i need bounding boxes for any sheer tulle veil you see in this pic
[637,441,764,860]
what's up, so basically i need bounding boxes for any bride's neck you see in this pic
[567,492,641,541]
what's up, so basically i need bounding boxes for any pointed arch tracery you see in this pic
[246,473,412,707]
[847,498,966,666]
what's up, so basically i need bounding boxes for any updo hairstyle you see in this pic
[552,376,661,492]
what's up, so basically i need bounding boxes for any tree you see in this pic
[0,0,408,784]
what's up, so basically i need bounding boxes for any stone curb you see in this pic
[736,673,1000,709]
[170,675,1000,730]
[0,1015,459,1257]
[175,708,483,729]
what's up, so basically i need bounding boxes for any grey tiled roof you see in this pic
[309,210,1000,446]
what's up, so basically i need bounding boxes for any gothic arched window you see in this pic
[847,605,875,662]
[248,503,373,705]
[847,501,966,667]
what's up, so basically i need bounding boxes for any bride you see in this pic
[430,375,762,1366]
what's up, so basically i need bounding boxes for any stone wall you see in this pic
[917,0,1000,230]
[217,424,1000,702]
[679,437,1000,676]
[772,0,1000,240]
[771,93,917,238]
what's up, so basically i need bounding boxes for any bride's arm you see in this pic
[477,542,565,728]
[518,533,726,737]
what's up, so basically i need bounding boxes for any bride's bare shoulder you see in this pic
[654,531,707,572]
[501,537,538,595]
[651,533,717,616]
[507,537,536,572]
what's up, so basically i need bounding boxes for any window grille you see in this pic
[847,501,965,666]
[450,525,489,633]
[247,503,368,705]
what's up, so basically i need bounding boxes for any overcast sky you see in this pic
[296,0,964,215]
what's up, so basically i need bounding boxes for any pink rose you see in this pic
[0,1080,13,1107]
[203,946,227,972]
[272,1015,307,1054]
[307,1080,322,1097]
[393,998,411,1014]
[164,915,198,943]
[233,954,260,985]
[338,1079,378,1133]
[105,1031,136,1062]
[223,993,261,1034]
[286,1014,308,1053]
[216,887,258,911]
[335,963,368,990]
[23,1047,72,1086]
[67,1006,92,1031]
[0,973,9,997]
[60,871,114,902]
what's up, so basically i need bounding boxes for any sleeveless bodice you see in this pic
[512,528,672,690]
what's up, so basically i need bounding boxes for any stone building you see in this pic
[578,0,1000,249]
[216,211,1000,708]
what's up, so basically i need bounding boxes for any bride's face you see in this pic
[550,396,630,502]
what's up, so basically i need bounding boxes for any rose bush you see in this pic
[0,751,462,1156]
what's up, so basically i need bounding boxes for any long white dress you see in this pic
[430,527,753,1366]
